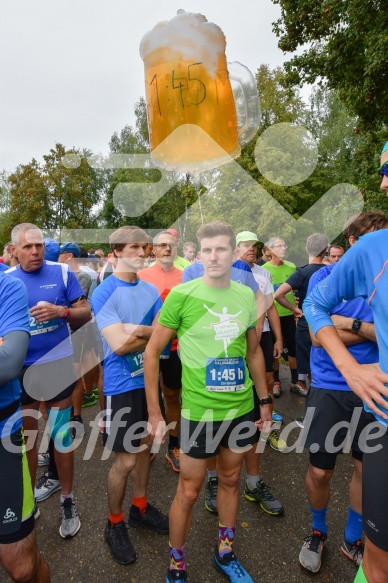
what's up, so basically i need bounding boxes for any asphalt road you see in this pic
[1,366,359,583]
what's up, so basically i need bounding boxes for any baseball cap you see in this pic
[236,231,259,245]
[166,228,179,239]
[59,242,81,257]
[44,238,60,262]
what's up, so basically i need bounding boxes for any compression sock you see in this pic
[291,368,298,384]
[218,524,236,558]
[109,512,124,525]
[345,506,363,543]
[274,370,280,383]
[47,438,59,479]
[168,434,179,449]
[354,564,368,582]
[246,475,261,489]
[169,544,186,571]
[310,505,328,535]
[132,496,147,514]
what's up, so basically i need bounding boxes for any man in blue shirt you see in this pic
[304,142,388,583]
[298,213,387,574]
[7,223,91,539]
[0,272,50,582]
[92,226,168,567]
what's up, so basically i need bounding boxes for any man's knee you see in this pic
[176,477,202,508]
[2,541,38,583]
[114,452,137,475]
[307,464,333,486]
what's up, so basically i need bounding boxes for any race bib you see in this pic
[205,357,245,392]
[125,351,145,378]
[29,316,62,336]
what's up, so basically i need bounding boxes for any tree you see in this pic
[272,0,388,129]
[9,143,105,234]
[0,171,12,246]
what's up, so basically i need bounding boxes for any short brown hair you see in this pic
[342,211,388,241]
[109,226,148,256]
[196,222,236,250]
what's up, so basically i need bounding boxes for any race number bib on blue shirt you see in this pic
[125,351,145,378]
[29,316,63,336]
[205,357,245,392]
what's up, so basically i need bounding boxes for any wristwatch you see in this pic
[351,318,362,333]
[258,395,273,405]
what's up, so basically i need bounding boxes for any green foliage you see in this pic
[8,144,105,233]
[272,0,388,129]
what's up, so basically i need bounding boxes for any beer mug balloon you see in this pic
[139,10,261,175]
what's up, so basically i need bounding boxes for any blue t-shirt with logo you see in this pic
[0,273,30,436]
[305,263,378,391]
[182,260,259,293]
[0,263,8,272]
[7,261,83,364]
[92,275,162,396]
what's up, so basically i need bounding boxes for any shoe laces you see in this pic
[346,539,364,560]
[36,472,55,488]
[304,530,326,553]
[61,498,77,520]
[111,520,129,545]
[208,477,218,497]
[170,447,180,461]
[222,553,245,578]
[144,502,164,520]
[257,480,276,501]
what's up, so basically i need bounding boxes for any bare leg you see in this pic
[217,447,245,527]
[0,528,50,583]
[107,451,136,514]
[305,464,333,510]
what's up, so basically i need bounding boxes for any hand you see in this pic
[30,303,64,323]
[342,362,388,419]
[147,413,167,445]
[273,339,283,359]
[0,337,3,347]
[293,307,304,318]
[255,404,272,433]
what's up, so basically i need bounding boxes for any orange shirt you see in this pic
[138,263,182,350]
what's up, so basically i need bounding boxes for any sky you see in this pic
[1,0,287,173]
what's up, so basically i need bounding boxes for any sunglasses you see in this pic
[377,161,388,180]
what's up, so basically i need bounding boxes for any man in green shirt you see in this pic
[263,236,305,396]
[145,221,271,583]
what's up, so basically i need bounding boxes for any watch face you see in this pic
[352,319,362,332]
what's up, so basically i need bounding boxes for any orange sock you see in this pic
[109,512,124,525]
[132,496,147,514]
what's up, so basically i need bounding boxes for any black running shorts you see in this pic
[160,350,182,391]
[104,388,149,453]
[180,409,258,459]
[305,387,372,470]
[362,424,388,551]
[0,428,35,544]
[19,355,77,406]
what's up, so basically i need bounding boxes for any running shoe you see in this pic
[290,381,308,397]
[205,476,218,514]
[295,417,305,429]
[82,393,97,408]
[34,471,61,502]
[272,411,283,423]
[92,386,99,397]
[267,429,287,452]
[98,416,105,434]
[166,446,180,472]
[70,415,84,439]
[104,519,136,565]
[243,479,284,515]
[340,536,364,566]
[128,503,169,534]
[213,547,253,583]
[38,451,50,466]
[59,497,81,538]
[166,569,187,582]
[273,382,281,398]
[299,529,327,573]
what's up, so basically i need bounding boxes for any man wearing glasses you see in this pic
[263,237,301,396]
[138,231,183,472]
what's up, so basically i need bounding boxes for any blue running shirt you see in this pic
[92,276,162,396]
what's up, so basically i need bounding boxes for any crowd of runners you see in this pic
[0,142,387,583]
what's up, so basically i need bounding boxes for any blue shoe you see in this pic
[166,569,187,582]
[272,411,283,423]
[213,548,253,582]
